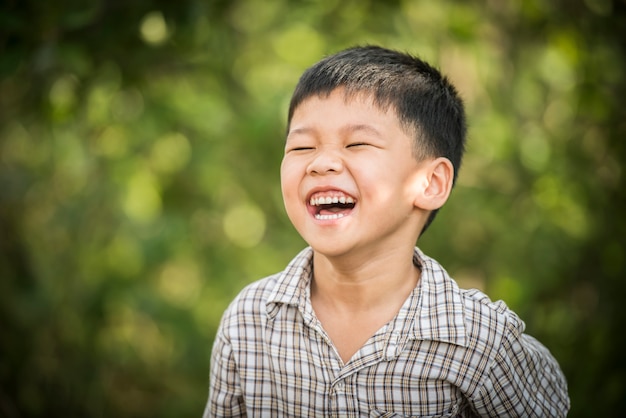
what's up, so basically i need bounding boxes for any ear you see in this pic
[413,157,454,210]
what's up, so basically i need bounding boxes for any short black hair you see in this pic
[287,45,467,234]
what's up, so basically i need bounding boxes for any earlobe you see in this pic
[413,158,454,210]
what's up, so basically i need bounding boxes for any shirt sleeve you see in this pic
[471,313,570,417]
[203,329,247,418]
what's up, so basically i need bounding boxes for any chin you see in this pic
[307,239,355,259]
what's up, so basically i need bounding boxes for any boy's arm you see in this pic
[472,317,570,417]
[203,331,246,418]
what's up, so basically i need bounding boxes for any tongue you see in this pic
[319,206,348,215]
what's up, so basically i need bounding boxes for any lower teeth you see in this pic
[315,213,345,220]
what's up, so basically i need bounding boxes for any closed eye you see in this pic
[289,146,315,152]
[346,142,369,148]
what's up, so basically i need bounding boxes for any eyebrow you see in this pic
[286,127,313,141]
[286,124,383,141]
[342,123,383,138]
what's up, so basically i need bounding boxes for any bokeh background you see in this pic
[1,0,624,416]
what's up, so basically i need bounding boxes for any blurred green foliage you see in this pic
[1,0,625,416]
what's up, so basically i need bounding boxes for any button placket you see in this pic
[385,330,401,359]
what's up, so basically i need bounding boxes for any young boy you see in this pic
[204,46,569,417]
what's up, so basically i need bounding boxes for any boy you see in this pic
[204,46,569,417]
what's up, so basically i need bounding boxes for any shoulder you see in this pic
[457,290,569,415]
[413,248,526,376]
[218,247,314,338]
[460,288,525,340]
[465,289,570,415]
[413,247,522,348]
[219,273,281,330]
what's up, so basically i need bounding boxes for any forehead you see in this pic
[291,89,393,120]
[289,88,414,137]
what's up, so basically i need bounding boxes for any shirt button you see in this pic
[334,381,344,392]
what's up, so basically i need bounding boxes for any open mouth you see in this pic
[308,191,356,220]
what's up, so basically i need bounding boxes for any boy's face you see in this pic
[281,89,428,259]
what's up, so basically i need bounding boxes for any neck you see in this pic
[311,245,420,313]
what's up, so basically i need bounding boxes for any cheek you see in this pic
[357,163,416,205]
[280,163,300,208]
[280,157,303,187]
[351,162,387,194]
[280,162,293,190]
[280,179,303,229]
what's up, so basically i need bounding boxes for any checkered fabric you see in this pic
[204,247,569,417]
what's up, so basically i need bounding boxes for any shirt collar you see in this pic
[265,247,314,316]
[412,247,468,347]
[265,247,468,347]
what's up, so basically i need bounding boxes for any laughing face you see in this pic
[281,89,428,260]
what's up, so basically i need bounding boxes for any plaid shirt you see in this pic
[205,247,569,417]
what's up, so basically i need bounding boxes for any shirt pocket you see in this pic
[369,401,464,418]
[369,412,458,418]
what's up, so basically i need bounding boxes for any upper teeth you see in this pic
[310,195,355,206]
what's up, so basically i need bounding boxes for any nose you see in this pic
[306,148,344,175]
